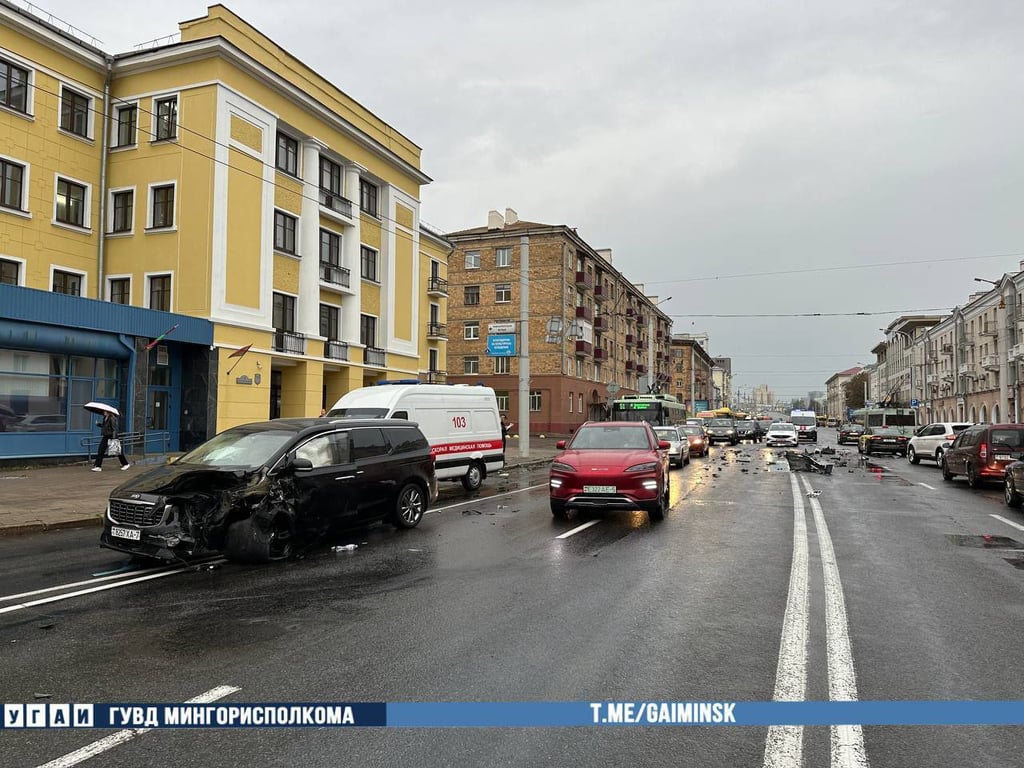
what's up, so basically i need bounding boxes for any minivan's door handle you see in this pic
[335,471,364,480]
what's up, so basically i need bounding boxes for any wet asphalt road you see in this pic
[2,431,1024,767]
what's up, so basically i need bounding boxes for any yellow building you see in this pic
[0,3,448,457]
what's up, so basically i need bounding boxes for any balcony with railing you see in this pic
[594,348,608,362]
[425,370,447,384]
[319,188,353,218]
[574,340,593,357]
[273,330,306,355]
[636,363,647,374]
[981,354,1000,370]
[426,322,447,340]
[320,261,351,288]
[324,340,349,360]
[364,346,387,367]
[625,334,637,347]
[981,321,999,337]
[957,362,974,376]
[625,360,636,372]
[594,315,609,333]
[427,276,449,296]
[594,284,609,303]
[574,271,593,291]
[574,305,593,323]
[636,339,647,351]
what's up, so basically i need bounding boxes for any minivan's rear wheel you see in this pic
[225,514,293,564]
[907,446,920,465]
[393,483,426,528]
[966,463,981,489]
[1005,475,1022,508]
[941,456,953,481]
[462,461,484,492]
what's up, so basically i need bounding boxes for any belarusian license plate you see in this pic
[883,439,896,443]
[111,526,141,541]
[583,485,616,493]
[996,454,1013,461]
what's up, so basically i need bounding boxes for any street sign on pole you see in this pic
[487,334,516,357]
[488,322,516,334]
[910,399,919,408]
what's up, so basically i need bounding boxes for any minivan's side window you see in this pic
[295,435,336,468]
[386,427,428,454]
[351,428,387,461]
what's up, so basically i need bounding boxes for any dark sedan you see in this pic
[858,426,908,456]
[838,423,864,445]
[101,418,438,563]
[735,419,759,442]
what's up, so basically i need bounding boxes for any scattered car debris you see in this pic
[34,693,53,699]
[462,509,482,515]
[331,544,358,552]
[806,490,821,498]
[37,622,55,630]
[785,451,834,475]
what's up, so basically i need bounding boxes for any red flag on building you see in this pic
[228,344,252,358]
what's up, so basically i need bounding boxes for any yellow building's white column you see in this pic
[342,163,364,346]
[298,139,327,341]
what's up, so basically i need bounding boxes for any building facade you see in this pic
[0,3,447,458]
[824,366,862,421]
[444,210,672,435]
[669,335,714,415]
[711,357,732,408]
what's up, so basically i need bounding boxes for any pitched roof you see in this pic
[837,366,863,376]
[446,220,556,237]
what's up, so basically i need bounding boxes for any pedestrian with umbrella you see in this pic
[85,402,129,472]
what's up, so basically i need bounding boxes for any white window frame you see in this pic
[52,172,92,232]
[495,392,510,411]
[569,392,574,413]
[151,93,180,142]
[0,52,35,116]
[428,348,440,372]
[146,180,177,231]
[0,254,26,286]
[464,321,480,340]
[579,393,584,413]
[530,390,542,412]
[464,356,479,375]
[57,83,94,141]
[107,185,135,235]
[494,356,510,374]
[465,250,480,269]
[0,153,30,217]
[319,300,343,340]
[273,208,298,255]
[106,274,132,304]
[49,264,88,298]
[145,271,174,312]
[495,283,511,303]
[110,101,139,149]
[495,247,512,268]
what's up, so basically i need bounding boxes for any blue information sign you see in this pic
[487,334,516,357]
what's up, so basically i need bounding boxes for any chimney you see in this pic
[504,208,519,226]
[487,210,504,230]
[596,248,612,263]
[1019,260,1024,273]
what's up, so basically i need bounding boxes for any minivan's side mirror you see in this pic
[290,457,314,471]
[556,440,567,450]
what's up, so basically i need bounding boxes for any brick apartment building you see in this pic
[444,210,673,435]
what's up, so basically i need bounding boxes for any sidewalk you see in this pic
[0,437,562,535]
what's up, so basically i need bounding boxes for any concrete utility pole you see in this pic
[518,235,530,458]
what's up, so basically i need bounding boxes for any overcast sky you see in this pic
[32,0,1024,402]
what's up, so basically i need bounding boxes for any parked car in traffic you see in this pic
[858,426,908,456]
[765,422,799,448]
[942,423,1024,488]
[549,421,671,522]
[101,418,438,563]
[907,422,972,465]
[680,424,709,457]
[653,425,690,468]
[706,417,739,445]
[837,423,864,445]
[735,419,759,442]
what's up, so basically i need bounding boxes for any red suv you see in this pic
[549,421,670,521]
[941,423,1024,488]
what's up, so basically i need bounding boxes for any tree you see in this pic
[843,372,870,410]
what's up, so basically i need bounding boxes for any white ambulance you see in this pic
[328,383,504,491]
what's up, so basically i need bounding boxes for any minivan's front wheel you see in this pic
[225,515,293,564]
[393,483,426,528]
[966,463,981,489]
[462,461,484,492]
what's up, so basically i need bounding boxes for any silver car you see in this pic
[653,426,690,468]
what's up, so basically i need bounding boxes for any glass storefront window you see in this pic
[71,356,95,377]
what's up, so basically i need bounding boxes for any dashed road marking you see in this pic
[918,483,936,490]
[555,520,601,539]
[989,514,1024,533]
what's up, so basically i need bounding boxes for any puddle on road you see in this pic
[864,463,913,486]
[946,534,1023,549]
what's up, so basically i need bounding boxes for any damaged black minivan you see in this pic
[101,418,438,563]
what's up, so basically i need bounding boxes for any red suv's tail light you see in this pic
[979,442,988,461]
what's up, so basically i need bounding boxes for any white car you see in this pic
[907,422,972,465]
[653,426,690,468]
[766,422,799,448]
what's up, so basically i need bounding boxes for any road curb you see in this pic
[0,516,104,537]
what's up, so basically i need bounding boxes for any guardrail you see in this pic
[80,431,171,456]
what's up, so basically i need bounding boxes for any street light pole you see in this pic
[518,235,530,458]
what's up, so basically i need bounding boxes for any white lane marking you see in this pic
[36,685,240,768]
[555,520,601,539]
[0,561,216,604]
[762,474,809,768]
[427,483,548,515]
[0,561,225,615]
[990,514,1024,533]
[918,483,937,490]
[800,475,869,768]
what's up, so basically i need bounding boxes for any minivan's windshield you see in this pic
[178,427,296,469]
